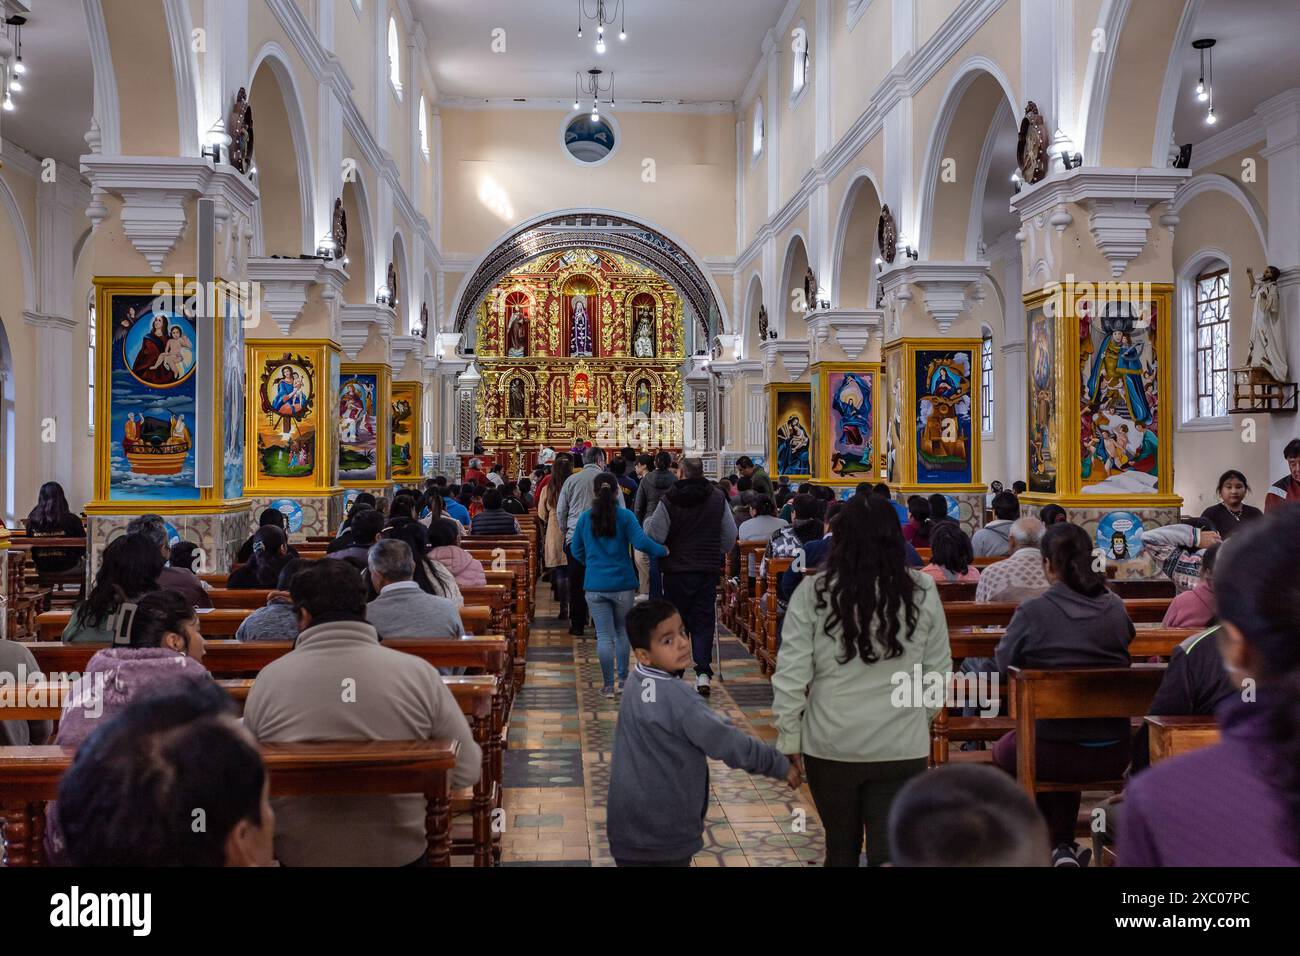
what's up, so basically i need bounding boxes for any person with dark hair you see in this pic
[168,540,202,576]
[236,559,304,642]
[385,493,419,531]
[901,495,933,549]
[427,517,486,588]
[1012,480,1027,495]
[920,521,981,583]
[485,462,506,488]
[633,453,653,485]
[337,492,377,536]
[379,520,462,603]
[1200,469,1264,538]
[608,600,797,865]
[470,487,521,534]
[972,491,1021,557]
[632,451,677,600]
[738,495,788,579]
[23,480,85,575]
[326,508,385,565]
[991,522,1134,866]
[1161,543,1219,628]
[736,455,774,500]
[0,635,50,746]
[772,495,950,866]
[888,764,1050,866]
[62,534,166,643]
[236,507,298,564]
[329,504,372,552]
[1121,507,1300,865]
[56,683,274,867]
[645,458,738,695]
[228,525,291,590]
[499,482,526,515]
[127,513,212,607]
[365,539,464,641]
[517,477,534,509]
[442,486,472,528]
[927,493,954,527]
[1264,438,1300,512]
[571,474,667,696]
[1038,503,1069,526]
[244,558,481,866]
[872,482,892,500]
[608,456,637,508]
[558,446,625,635]
[538,453,574,616]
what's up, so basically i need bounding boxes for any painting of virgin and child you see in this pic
[255,355,316,481]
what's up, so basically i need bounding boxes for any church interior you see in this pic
[1,0,1299,884]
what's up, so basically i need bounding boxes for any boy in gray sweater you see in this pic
[607,600,800,866]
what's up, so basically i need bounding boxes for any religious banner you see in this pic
[885,347,903,485]
[244,339,340,494]
[1026,288,1059,495]
[221,290,247,501]
[390,380,424,481]
[811,362,881,481]
[767,384,812,480]
[338,363,391,487]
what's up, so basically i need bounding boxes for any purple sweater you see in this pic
[1120,693,1298,866]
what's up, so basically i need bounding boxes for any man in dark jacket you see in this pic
[736,456,774,501]
[633,451,677,599]
[644,459,738,695]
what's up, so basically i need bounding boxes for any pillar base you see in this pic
[86,503,254,574]
[246,492,347,541]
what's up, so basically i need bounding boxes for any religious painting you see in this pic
[829,368,878,478]
[390,380,423,481]
[339,371,380,481]
[1027,295,1058,495]
[248,346,318,487]
[105,290,199,502]
[1076,290,1161,495]
[914,348,974,485]
[221,290,246,501]
[885,348,903,484]
[769,385,812,480]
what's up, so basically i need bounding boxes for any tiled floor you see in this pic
[499,591,825,866]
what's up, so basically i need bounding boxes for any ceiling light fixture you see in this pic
[577,0,626,56]
[1192,38,1217,125]
[576,67,614,123]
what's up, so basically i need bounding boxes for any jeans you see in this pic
[565,542,588,632]
[634,551,663,598]
[587,589,634,688]
[802,754,928,866]
[661,571,719,677]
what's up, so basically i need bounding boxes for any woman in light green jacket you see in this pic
[772,494,951,866]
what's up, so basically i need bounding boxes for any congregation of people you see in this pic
[2,435,1299,867]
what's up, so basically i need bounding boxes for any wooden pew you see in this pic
[1145,715,1220,763]
[0,738,460,866]
[757,556,793,675]
[483,569,529,687]
[4,551,50,640]
[464,535,535,591]
[944,597,1171,628]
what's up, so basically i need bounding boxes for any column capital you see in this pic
[760,339,811,381]
[247,257,346,334]
[391,333,427,372]
[879,261,989,335]
[806,308,884,359]
[338,303,394,360]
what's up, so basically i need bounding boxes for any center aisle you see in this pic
[499,591,827,866]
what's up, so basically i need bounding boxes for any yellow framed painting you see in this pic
[766,383,812,481]
[390,380,424,481]
[338,362,392,487]
[811,361,882,482]
[244,339,341,495]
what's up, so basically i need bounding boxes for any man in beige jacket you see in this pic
[244,559,481,866]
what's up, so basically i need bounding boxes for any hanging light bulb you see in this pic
[596,37,606,54]
[1196,79,1208,102]
[1206,106,1218,125]
[619,30,626,41]
[573,99,580,111]
[9,77,21,93]
[13,57,25,77]
[2,91,13,112]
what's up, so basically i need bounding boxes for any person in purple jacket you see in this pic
[1120,506,1300,866]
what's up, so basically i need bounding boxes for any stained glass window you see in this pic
[1194,268,1230,418]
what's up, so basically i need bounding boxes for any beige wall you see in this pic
[778,0,817,208]
[831,0,891,144]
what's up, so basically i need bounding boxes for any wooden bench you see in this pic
[944,597,1172,629]
[1145,715,1220,763]
[464,535,535,590]
[0,739,461,866]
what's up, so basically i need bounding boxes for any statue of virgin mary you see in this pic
[570,294,594,357]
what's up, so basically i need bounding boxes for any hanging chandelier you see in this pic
[576,0,626,56]
[1,14,28,114]
[574,68,615,121]
[1192,38,1217,126]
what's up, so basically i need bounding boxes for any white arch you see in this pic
[392,229,411,332]
[917,55,1019,259]
[0,175,38,315]
[1080,0,1132,166]
[249,42,317,256]
[966,99,1016,260]
[778,230,810,333]
[741,271,764,354]
[447,206,733,338]
[1171,174,1268,251]
[1175,245,1236,427]
[82,0,122,155]
[163,0,202,157]
[830,167,884,309]
[1150,0,1204,167]
[343,174,376,302]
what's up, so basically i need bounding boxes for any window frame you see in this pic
[980,327,994,437]
[789,20,810,109]
[87,294,96,436]
[1177,252,1234,431]
[387,16,403,101]
[751,99,764,164]
[1193,266,1232,420]
[418,95,430,159]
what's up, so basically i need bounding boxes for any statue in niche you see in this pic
[633,304,656,357]
[758,304,771,340]
[571,293,594,357]
[635,380,652,418]
[1246,266,1288,382]
[508,378,526,418]
[506,305,528,357]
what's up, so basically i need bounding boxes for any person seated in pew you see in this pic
[325,508,385,568]
[919,522,981,585]
[334,493,377,539]
[1038,503,1069,526]
[499,480,527,515]
[1128,624,1235,772]
[971,490,1020,558]
[63,534,165,644]
[927,493,956,529]
[901,495,934,550]
[0,637,51,746]
[609,600,798,866]
[236,507,300,565]
[990,522,1135,867]
[23,480,86,576]
[469,487,521,535]
[772,496,950,867]
[973,517,1048,604]
[443,484,472,527]
[383,494,421,534]
[737,495,788,580]
[517,477,535,510]
[48,591,212,863]
[128,514,212,608]
[1161,543,1219,628]
[168,540,203,578]
[1125,521,1220,593]
[419,490,464,543]
[1199,469,1264,539]
[377,521,462,605]
[427,518,487,589]
[56,682,275,867]
[888,764,1050,867]
[244,559,481,866]
[1121,507,1300,865]
[363,540,464,655]
[227,525,293,590]
[235,559,305,642]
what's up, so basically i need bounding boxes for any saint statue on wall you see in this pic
[508,378,526,418]
[571,293,594,357]
[506,305,528,357]
[633,303,656,357]
[1246,266,1288,382]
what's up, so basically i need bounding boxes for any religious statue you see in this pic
[633,304,655,357]
[1246,266,1288,382]
[758,304,770,340]
[803,267,817,314]
[508,378,525,418]
[227,87,254,176]
[571,293,594,357]
[506,305,528,357]
[1017,101,1050,184]
[635,379,652,418]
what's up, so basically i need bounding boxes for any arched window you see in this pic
[87,294,97,435]
[790,20,810,103]
[419,95,430,159]
[751,99,764,160]
[387,17,403,99]
[980,327,994,434]
[1194,266,1231,417]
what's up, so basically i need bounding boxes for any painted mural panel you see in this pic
[1078,294,1160,495]
[828,370,875,478]
[252,349,318,485]
[914,349,974,485]
[1027,303,1057,494]
[390,381,422,480]
[222,294,246,500]
[339,372,380,481]
[771,387,812,479]
[886,349,903,484]
[108,293,199,501]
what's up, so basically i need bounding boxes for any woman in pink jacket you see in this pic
[1161,544,1219,628]
[428,517,487,587]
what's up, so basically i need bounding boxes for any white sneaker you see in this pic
[696,674,712,696]
[634,593,649,604]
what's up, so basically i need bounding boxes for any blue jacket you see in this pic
[571,507,667,592]
[444,499,471,526]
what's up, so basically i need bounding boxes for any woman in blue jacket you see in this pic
[572,473,668,697]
